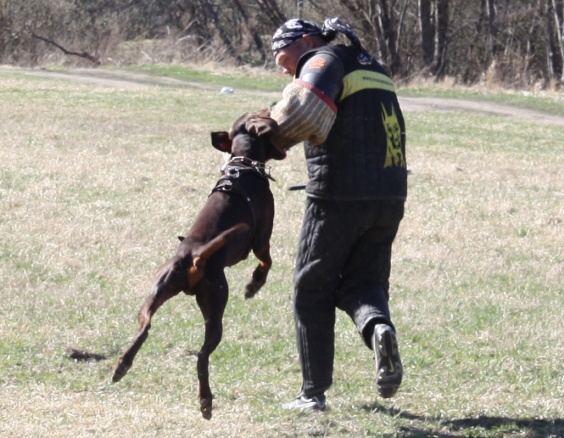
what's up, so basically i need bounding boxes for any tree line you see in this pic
[2,0,564,88]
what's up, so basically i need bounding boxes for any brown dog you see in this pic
[112,110,285,419]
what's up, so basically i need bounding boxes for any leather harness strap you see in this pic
[210,157,272,231]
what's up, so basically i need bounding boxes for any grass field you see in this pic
[0,66,563,437]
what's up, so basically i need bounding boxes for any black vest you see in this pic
[299,45,407,201]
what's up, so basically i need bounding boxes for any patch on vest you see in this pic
[382,103,406,168]
[308,57,327,70]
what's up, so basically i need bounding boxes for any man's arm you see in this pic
[270,51,343,150]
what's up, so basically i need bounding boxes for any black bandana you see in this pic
[271,17,372,64]
[271,19,322,55]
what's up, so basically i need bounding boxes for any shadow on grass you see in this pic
[363,403,564,437]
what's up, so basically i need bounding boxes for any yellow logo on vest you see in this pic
[382,104,405,168]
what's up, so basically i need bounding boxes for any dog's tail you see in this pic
[188,223,250,285]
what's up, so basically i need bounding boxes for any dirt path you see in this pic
[4,66,564,126]
[398,96,564,126]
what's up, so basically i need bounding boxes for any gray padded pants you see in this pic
[293,197,404,398]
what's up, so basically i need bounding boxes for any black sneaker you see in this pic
[282,394,326,411]
[372,324,403,398]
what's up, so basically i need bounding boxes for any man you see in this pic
[267,18,407,411]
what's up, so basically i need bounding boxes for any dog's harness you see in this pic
[211,156,274,229]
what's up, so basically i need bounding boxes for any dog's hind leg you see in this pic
[113,259,183,383]
[194,272,228,420]
[244,246,272,299]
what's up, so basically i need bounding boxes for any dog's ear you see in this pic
[211,131,232,153]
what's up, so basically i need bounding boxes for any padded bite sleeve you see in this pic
[269,52,343,150]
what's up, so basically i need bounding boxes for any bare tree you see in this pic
[254,0,286,26]
[337,0,404,74]
[233,0,267,61]
[377,0,401,74]
[552,0,564,80]
[419,0,434,68]
[433,0,449,77]
[417,0,449,77]
[544,0,559,78]
[487,0,499,60]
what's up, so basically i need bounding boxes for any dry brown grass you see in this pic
[1,67,563,437]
